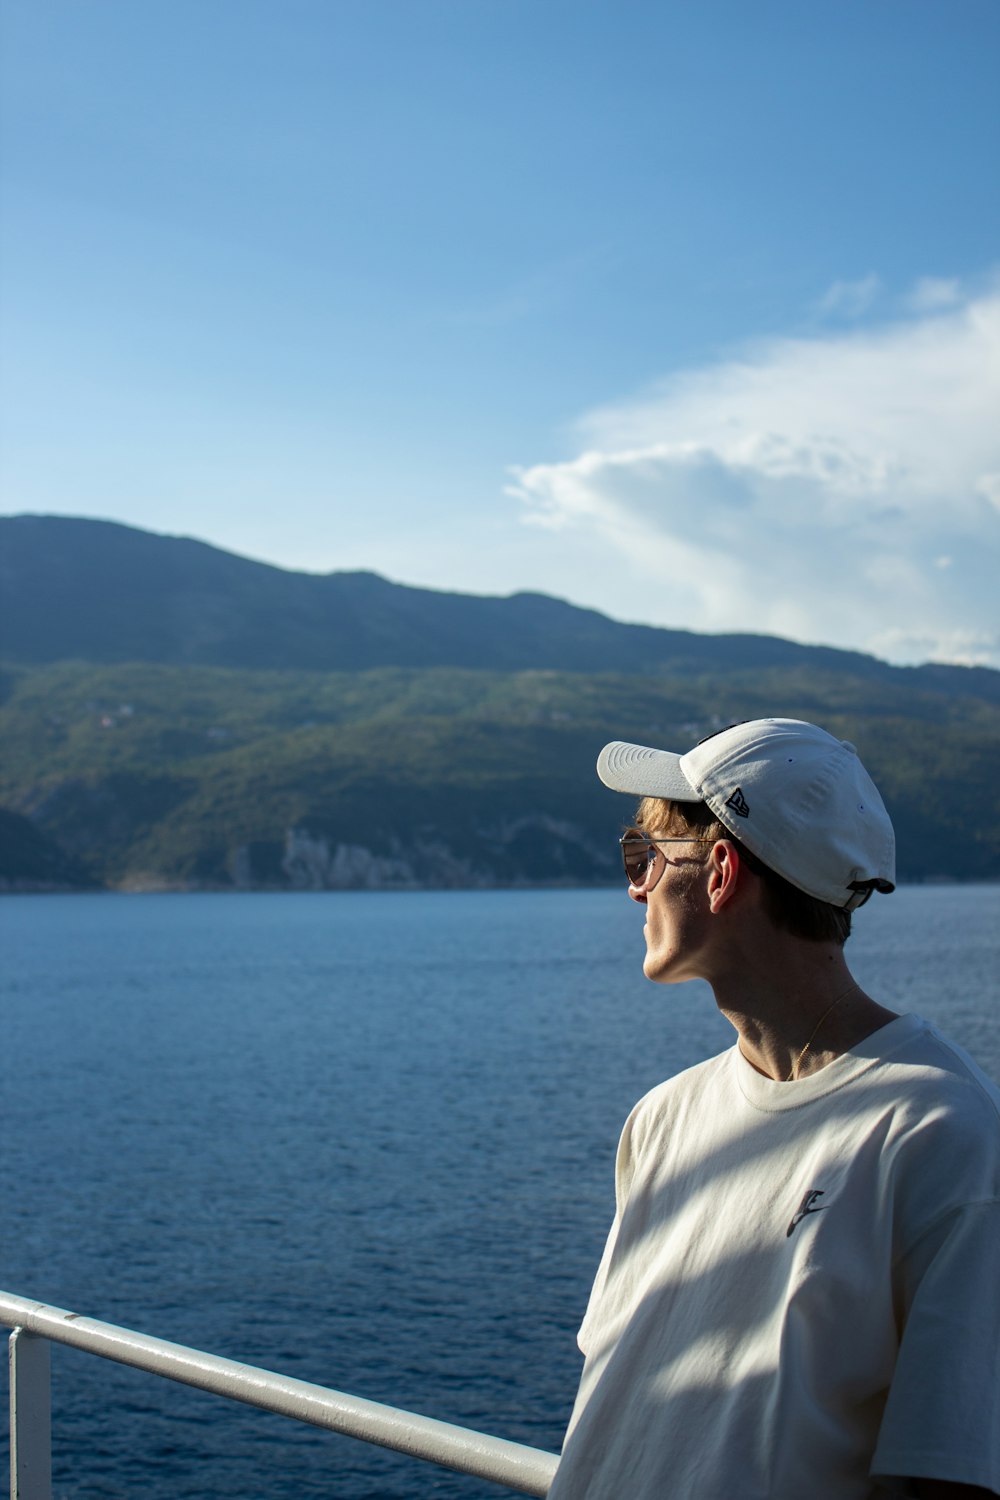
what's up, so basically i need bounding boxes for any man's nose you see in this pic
[627,883,648,906]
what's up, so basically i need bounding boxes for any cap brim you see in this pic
[597,741,700,801]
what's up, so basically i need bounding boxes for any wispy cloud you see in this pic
[509,279,1000,666]
[907,276,961,312]
[434,244,615,328]
[816,273,881,320]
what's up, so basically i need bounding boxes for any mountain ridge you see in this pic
[2,515,997,892]
[3,514,996,697]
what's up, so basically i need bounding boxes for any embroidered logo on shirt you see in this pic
[786,1189,827,1237]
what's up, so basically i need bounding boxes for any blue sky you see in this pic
[2,0,999,664]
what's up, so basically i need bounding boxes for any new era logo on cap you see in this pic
[725,788,750,818]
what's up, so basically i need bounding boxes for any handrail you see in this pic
[2,1291,559,1497]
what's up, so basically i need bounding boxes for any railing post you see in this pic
[8,1329,52,1500]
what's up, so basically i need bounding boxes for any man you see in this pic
[549,719,999,1500]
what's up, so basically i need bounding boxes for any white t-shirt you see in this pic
[549,1015,1000,1500]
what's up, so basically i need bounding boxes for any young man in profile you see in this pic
[548,719,999,1500]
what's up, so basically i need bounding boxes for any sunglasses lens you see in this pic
[622,835,653,887]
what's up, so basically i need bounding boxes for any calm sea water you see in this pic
[1,886,997,1498]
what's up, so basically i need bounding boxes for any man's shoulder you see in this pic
[877,1016,1000,1131]
[614,1047,738,1194]
[857,1018,1000,1216]
[626,1046,736,1134]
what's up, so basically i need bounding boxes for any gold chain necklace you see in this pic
[785,982,858,1082]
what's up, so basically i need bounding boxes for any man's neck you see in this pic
[710,942,898,1083]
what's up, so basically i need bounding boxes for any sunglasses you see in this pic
[619,829,715,890]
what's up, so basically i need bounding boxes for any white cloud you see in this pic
[509,281,1000,666]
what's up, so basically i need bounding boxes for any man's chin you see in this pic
[644,953,692,985]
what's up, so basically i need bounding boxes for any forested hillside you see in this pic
[2,657,997,890]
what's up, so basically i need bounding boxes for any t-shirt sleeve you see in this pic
[872,1198,1000,1492]
[576,1209,620,1356]
[577,1101,646,1356]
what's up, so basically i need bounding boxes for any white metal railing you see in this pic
[2,1291,559,1499]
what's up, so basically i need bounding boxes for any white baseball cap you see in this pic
[597,718,895,910]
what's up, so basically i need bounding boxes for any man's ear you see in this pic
[707,840,744,914]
